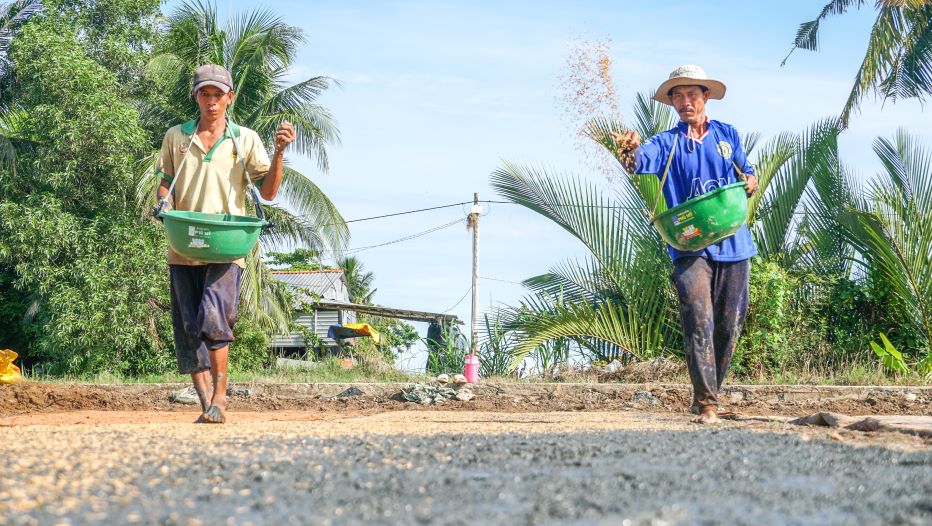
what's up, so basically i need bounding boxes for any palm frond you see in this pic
[490,162,627,285]
[256,203,325,251]
[883,4,932,102]
[491,161,679,370]
[274,165,348,254]
[584,116,629,172]
[0,0,43,51]
[827,129,932,350]
[505,296,664,370]
[742,131,763,157]
[522,257,608,305]
[134,149,161,214]
[750,120,840,263]
[239,246,292,336]
[631,90,677,139]
[0,103,27,174]
[781,0,870,64]
[245,76,341,171]
[805,151,862,276]
[839,6,905,126]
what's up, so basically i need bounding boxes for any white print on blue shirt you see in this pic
[687,177,729,200]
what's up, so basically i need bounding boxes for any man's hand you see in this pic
[610,130,641,152]
[274,121,296,154]
[610,130,640,174]
[743,174,758,196]
[151,200,168,221]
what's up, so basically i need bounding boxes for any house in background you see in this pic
[270,269,356,354]
[270,269,462,359]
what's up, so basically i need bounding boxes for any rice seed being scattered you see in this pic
[556,38,624,180]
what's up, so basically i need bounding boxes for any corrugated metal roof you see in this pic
[271,270,349,302]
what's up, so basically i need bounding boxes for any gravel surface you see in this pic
[1,411,930,525]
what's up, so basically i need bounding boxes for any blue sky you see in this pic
[178,1,928,367]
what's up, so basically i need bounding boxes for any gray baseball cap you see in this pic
[192,64,233,94]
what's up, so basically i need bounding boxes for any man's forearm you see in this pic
[157,180,171,203]
[259,150,285,200]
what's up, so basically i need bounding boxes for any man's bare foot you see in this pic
[209,393,228,414]
[693,407,719,424]
[194,414,209,424]
[202,405,226,424]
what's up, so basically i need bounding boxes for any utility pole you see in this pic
[468,192,481,356]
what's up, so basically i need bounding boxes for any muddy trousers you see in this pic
[672,257,750,411]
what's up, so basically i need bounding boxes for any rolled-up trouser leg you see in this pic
[170,263,242,374]
[711,259,750,390]
[198,263,242,351]
[672,257,718,409]
[170,265,210,374]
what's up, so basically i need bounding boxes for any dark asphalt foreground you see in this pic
[1,413,930,526]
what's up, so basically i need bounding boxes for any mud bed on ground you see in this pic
[0,381,928,417]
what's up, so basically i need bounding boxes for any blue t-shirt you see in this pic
[635,119,757,262]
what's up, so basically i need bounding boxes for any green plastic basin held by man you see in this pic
[651,182,748,252]
[160,210,266,263]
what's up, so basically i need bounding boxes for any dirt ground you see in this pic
[1,382,929,451]
[0,381,928,416]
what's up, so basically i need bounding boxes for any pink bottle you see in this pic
[463,354,479,383]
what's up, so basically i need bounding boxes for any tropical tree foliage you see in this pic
[783,0,932,127]
[0,0,43,173]
[816,130,932,364]
[337,256,376,305]
[0,1,173,375]
[0,0,42,79]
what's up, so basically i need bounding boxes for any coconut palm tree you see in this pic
[783,0,932,127]
[493,92,829,370]
[337,256,376,305]
[136,0,348,335]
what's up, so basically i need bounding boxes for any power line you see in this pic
[345,202,474,223]
[479,275,526,285]
[443,285,473,313]
[333,199,876,224]
[306,200,915,242]
[337,218,464,256]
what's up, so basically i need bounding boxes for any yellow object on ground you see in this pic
[0,349,24,384]
[342,323,383,344]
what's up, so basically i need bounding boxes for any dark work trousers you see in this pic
[169,263,243,374]
[672,257,750,411]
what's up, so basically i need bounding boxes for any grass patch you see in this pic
[19,355,927,386]
[736,364,929,386]
[23,354,422,384]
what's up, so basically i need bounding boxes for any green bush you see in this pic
[0,8,172,378]
[229,318,271,373]
[425,322,468,375]
[733,259,795,377]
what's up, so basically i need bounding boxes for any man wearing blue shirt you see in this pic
[613,65,758,423]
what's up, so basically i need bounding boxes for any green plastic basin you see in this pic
[161,210,266,263]
[651,182,748,252]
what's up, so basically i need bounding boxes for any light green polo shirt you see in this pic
[156,119,271,267]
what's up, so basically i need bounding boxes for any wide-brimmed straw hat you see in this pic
[653,65,726,106]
